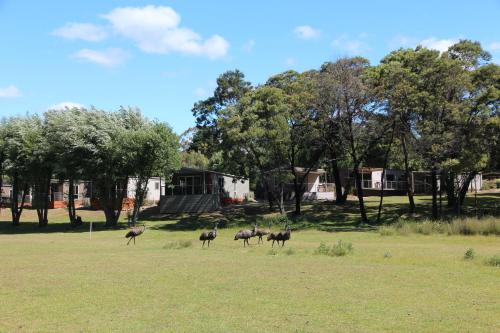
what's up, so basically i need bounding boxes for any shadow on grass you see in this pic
[0,220,128,235]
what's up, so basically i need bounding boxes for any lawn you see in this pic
[0,195,499,332]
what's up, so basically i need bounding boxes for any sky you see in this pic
[1,0,499,134]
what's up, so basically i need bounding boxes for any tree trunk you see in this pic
[401,135,415,214]
[430,168,439,220]
[100,178,128,227]
[353,165,368,224]
[445,171,456,208]
[132,177,149,226]
[455,172,476,214]
[11,174,28,226]
[330,151,346,205]
[377,121,396,224]
[68,178,77,225]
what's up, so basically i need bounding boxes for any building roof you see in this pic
[175,167,248,180]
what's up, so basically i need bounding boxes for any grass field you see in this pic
[1,195,499,332]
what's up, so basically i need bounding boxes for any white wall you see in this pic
[128,177,163,202]
[221,175,250,199]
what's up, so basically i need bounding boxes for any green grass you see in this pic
[0,196,499,332]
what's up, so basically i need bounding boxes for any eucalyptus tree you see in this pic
[323,57,390,224]
[45,108,96,225]
[219,85,291,214]
[123,121,180,226]
[369,49,423,215]
[2,115,50,226]
[191,69,252,161]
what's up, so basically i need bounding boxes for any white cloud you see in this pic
[294,25,321,40]
[419,37,458,52]
[242,39,255,53]
[332,35,370,55]
[0,85,21,98]
[488,42,500,52]
[284,57,296,66]
[49,102,85,110]
[73,48,129,67]
[391,35,459,53]
[101,5,230,59]
[53,22,107,42]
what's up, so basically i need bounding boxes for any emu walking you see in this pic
[276,223,291,247]
[234,229,254,247]
[199,222,218,247]
[125,224,146,245]
[267,232,280,247]
[252,223,270,244]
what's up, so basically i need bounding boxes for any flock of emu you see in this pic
[125,221,292,247]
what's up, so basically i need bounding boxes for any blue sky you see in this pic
[1,0,499,134]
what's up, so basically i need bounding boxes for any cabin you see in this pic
[266,167,336,201]
[159,167,250,213]
[345,168,482,196]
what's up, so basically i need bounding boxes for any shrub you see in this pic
[384,252,392,259]
[315,241,354,257]
[284,247,296,255]
[263,214,290,227]
[314,242,330,255]
[464,248,476,260]
[484,255,500,267]
[329,240,353,257]
[163,240,192,250]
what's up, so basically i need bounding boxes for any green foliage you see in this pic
[314,240,354,257]
[484,255,500,267]
[464,248,476,260]
[262,214,290,226]
[383,217,500,236]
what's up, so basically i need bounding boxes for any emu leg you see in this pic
[282,240,285,247]
[134,237,136,245]
[271,240,275,247]
[258,236,262,244]
[208,239,211,247]
[127,237,132,245]
[202,240,205,247]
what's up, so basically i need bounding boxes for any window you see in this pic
[178,176,202,195]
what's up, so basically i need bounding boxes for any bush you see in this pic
[380,217,500,237]
[284,247,296,255]
[314,242,330,255]
[263,214,290,227]
[314,241,353,257]
[484,255,500,267]
[330,240,354,257]
[464,248,476,260]
[384,252,392,259]
[163,240,192,250]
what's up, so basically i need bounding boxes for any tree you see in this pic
[191,70,252,160]
[266,70,323,215]
[3,116,43,226]
[219,86,291,214]
[45,108,96,225]
[322,57,389,224]
[124,121,180,225]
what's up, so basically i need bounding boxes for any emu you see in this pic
[252,223,270,244]
[276,223,291,247]
[125,224,146,245]
[267,232,280,247]
[234,229,254,247]
[199,222,218,247]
